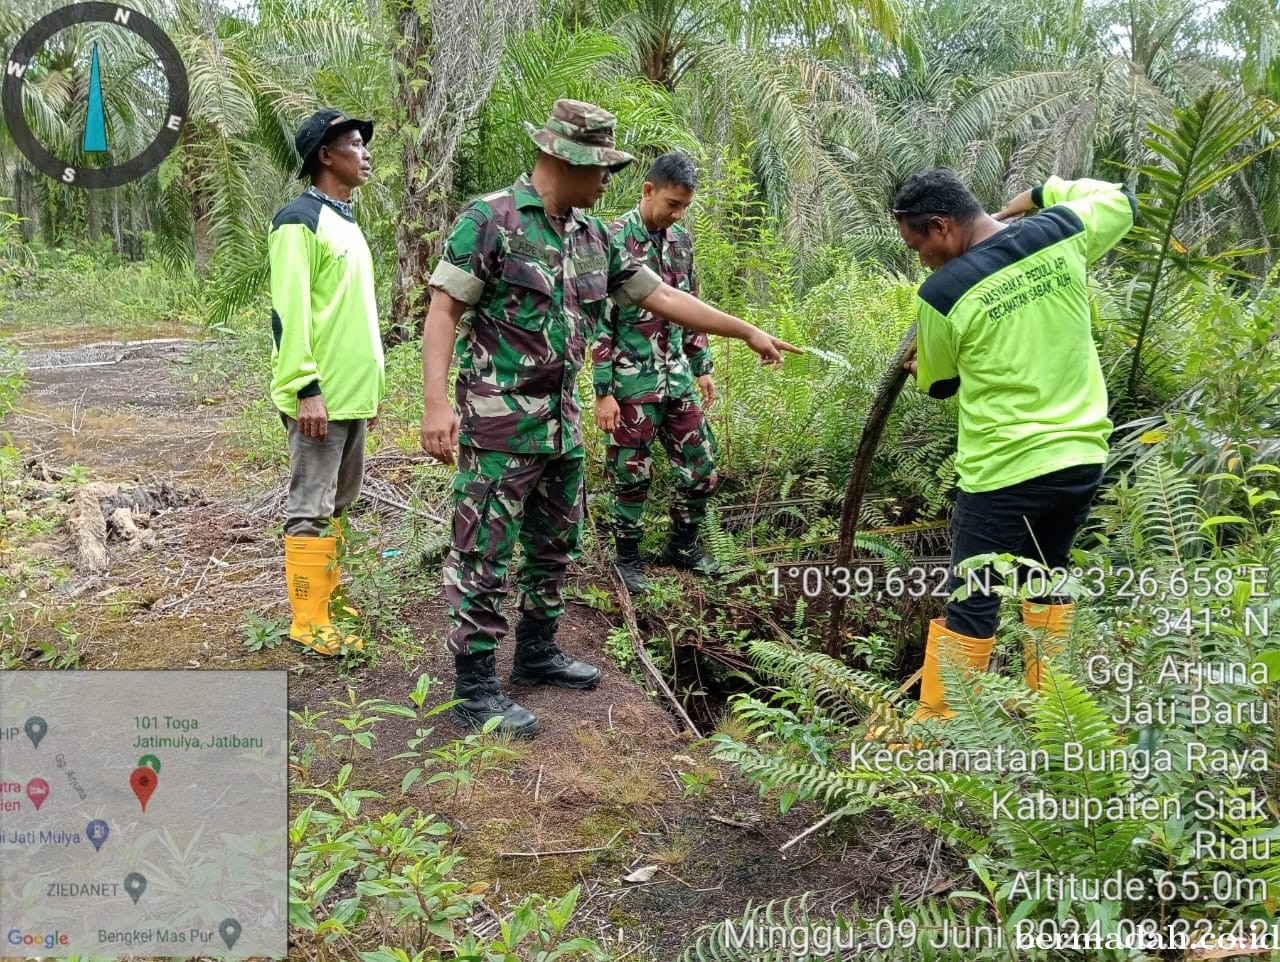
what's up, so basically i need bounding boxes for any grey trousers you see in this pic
[281,415,367,537]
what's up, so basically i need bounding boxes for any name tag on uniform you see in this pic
[507,234,545,260]
[574,251,608,275]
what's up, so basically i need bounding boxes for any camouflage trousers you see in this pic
[605,394,719,541]
[444,444,585,655]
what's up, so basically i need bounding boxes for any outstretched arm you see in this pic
[993,188,1036,222]
[637,283,802,364]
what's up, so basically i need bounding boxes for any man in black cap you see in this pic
[268,108,383,656]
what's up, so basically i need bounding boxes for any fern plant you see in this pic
[702,504,743,568]
[677,895,857,962]
[1111,271,1280,476]
[710,491,1280,947]
[1111,87,1280,410]
[1087,456,1208,570]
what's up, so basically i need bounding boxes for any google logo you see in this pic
[7,929,70,948]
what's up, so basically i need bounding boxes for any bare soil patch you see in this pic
[0,335,945,960]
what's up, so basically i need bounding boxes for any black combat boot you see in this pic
[452,649,539,738]
[614,536,650,594]
[660,520,722,576]
[510,616,602,689]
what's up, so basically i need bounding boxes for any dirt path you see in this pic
[10,337,227,486]
[0,334,944,959]
[3,336,280,669]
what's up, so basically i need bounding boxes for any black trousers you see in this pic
[944,463,1104,637]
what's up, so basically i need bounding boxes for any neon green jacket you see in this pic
[268,189,384,420]
[914,176,1137,492]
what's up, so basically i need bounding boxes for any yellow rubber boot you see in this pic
[913,618,995,722]
[285,535,365,655]
[1021,600,1072,691]
[328,517,360,619]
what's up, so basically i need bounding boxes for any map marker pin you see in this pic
[124,872,147,904]
[24,716,48,748]
[25,777,49,810]
[87,819,109,852]
[218,918,241,950]
[130,766,158,812]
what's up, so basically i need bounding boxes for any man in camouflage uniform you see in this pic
[594,152,718,594]
[421,100,800,737]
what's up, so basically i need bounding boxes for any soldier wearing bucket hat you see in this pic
[420,98,803,738]
[522,100,635,171]
[268,107,383,657]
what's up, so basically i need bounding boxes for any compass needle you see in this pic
[4,3,187,188]
[83,41,108,153]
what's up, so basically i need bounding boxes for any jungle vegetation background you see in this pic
[1,0,1278,489]
[1,0,1279,958]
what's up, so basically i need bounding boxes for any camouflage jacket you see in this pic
[429,175,662,454]
[591,207,712,403]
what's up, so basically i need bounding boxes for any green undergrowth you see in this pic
[700,457,1280,960]
[287,675,630,961]
[0,240,203,338]
[0,443,85,669]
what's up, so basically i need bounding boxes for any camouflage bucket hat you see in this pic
[523,99,635,171]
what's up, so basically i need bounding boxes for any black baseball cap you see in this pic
[294,108,374,178]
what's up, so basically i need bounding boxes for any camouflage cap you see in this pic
[523,99,634,171]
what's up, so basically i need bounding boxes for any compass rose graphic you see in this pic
[2,3,189,189]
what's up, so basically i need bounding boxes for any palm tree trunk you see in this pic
[390,190,453,346]
[193,203,214,275]
[387,0,436,346]
[110,188,122,255]
[13,166,37,243]
[384,0,537,347]
[123,199,143,261]
[86,189,102,244]
[179,123,214,275]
